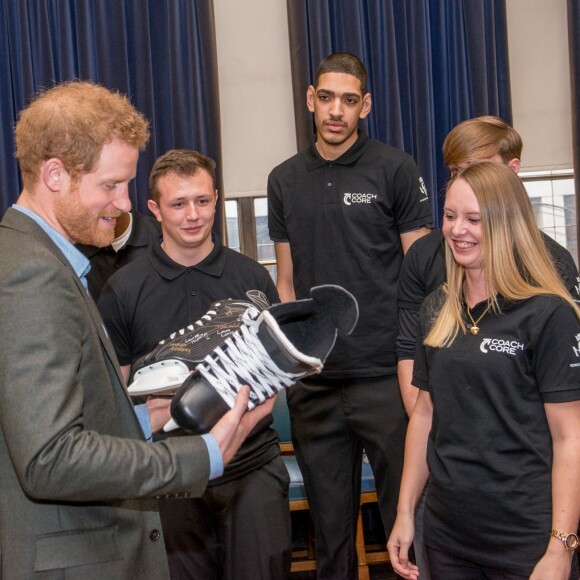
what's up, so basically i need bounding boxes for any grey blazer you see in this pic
[0,209,210,579]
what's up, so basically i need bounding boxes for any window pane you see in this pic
[225,200,240,253]
[522,174,578,268]
[254,197,275,262]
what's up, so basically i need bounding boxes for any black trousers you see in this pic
[159,456,292,580]
[287,375,407,580]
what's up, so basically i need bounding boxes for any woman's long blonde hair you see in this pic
[426,162,580,348]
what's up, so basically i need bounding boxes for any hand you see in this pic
[387,514,420,580]
[210,386,276,466]
[146,397,172,433]
[530,543,573,580]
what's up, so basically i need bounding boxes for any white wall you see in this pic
[214,0,296,199]
[214,0,573,196]
[507,0,573,172]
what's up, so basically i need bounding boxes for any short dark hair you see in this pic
[149,149,216,203]
[314,52,368,94]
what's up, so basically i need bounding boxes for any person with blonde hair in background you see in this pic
[388,162,580,579]
[396,116,579,577]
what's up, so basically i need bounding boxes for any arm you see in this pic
[0,255,213,501]
[397,303,422,417]
[387,389,433,579]
[530,400,580,580]
[274,241,296,302]
[400,227,431,254]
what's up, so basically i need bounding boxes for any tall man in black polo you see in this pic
[267,52,433,579]
[99,149,291,580]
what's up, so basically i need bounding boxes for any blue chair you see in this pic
[272,390,390,579]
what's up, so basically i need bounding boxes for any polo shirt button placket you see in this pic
[149,529,161,542]
[186,269,197,300]
[324,162,336,204]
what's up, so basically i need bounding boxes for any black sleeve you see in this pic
[267,169,289,243]
[392,157,434,234]
[398,235,428,311]
[396,307,420,361]
[396,239,426,361]
[533,298,580,403]
[411,323,429,392]
[541,232,580,302]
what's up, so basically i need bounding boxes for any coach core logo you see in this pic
[480,338,524,356]
[343,193,377,206]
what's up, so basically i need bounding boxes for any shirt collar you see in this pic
[149,232,226,280]
[305,131,369,170]
[13,204,91,283]
[126,212,161,249]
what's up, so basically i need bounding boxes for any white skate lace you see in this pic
[160,302,227,343]
[197,309,296,409]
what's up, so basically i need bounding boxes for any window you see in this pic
[520,170,578,268]
[225,199,240,253]
[224,196,277,281]
[225,175,580,278]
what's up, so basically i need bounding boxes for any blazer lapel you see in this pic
[1,209,130,400]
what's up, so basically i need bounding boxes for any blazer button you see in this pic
[149,529,161,542]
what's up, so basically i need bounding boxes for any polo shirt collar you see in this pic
[78,212,160,258]
[305,131,369,170]
[461,292,519,314]
[129,212,160,248]
[149,232,225,281]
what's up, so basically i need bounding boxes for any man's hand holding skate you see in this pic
[210,386,276,465]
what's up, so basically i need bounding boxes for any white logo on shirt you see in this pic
[573,333,580,358]
[574,276,580,302]
[343,193,377,206]
[418,177,428,203]
[480,338,524,356]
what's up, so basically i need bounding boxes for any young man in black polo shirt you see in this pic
[267,52,434,580]
[98,150,291,580]
[395,115,580,578]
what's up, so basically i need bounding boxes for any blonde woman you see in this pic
[387,162,580,579]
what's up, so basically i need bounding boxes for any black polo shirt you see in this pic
[78,212,161,302]
[268,132,433,378]
[396,229,580,361]
[98,234,280,484]
[413,290,580,574]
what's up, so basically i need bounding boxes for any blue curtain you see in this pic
[286,0,512,223]
[568,0,580,259]
[0,0,222,233]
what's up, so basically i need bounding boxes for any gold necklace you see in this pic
[464,286,492,336]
